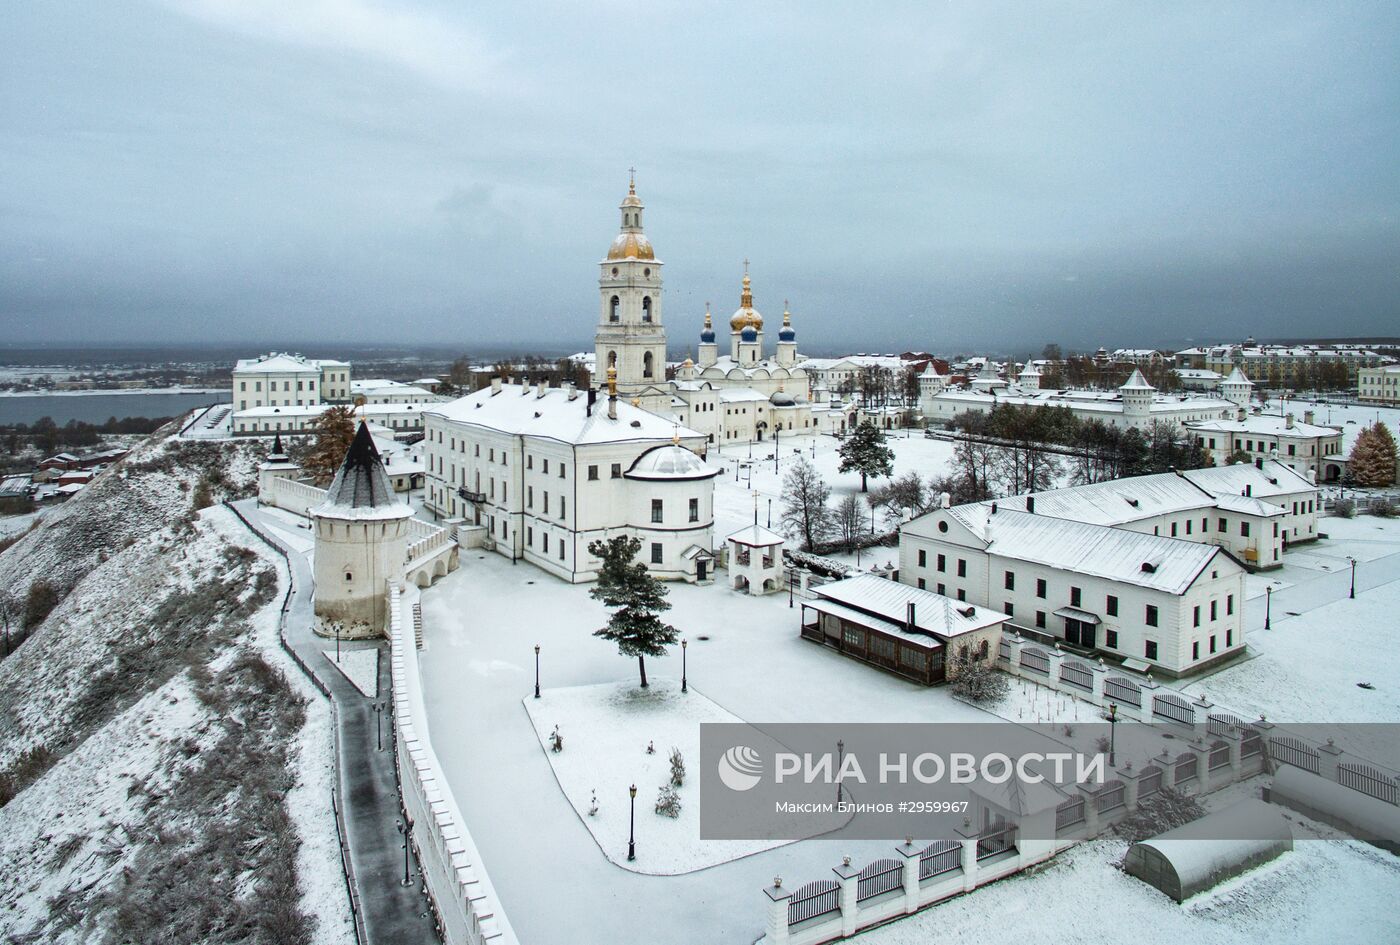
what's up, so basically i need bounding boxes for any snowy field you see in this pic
[322,647,378,698]
[522,679,840,874]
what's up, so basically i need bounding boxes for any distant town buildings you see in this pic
[1173,342,1389,387]
[1358,364,1400,405]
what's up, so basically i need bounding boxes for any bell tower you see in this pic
[595,171,667,396]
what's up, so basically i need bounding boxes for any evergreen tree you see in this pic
[780,457,833,550]
[587,535,678,688]
[298,406,357,485]
[838,421,895,492]
[1351,423,1398,487]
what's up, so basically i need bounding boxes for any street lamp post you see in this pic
[534,644,541,699]
[375,702,384,751]
[627,784,637,861]
[1265,585,1272,630]
[774,426,780,473]
[836,739,845,804]
[1349,557,1357,599]
[397,819,412,886]
[1108,703,1119,767]
[335,622,341,663]
[681,638,688,693]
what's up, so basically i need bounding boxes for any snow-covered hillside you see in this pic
[0,423,352,944]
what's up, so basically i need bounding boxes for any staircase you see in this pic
[413,603,424,650]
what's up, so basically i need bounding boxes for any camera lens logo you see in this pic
[718,746,763,792]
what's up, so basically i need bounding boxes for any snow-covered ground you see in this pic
[522,679,826,874]
[322,647,378,698]
[0,510,41,540]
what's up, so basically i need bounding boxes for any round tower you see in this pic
[776,301,798,367]
[1220,365,1254,409]
[1119,368,1155,427]
[312,423,413,638]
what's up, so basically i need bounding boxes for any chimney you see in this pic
[1285,412,1294,429]
[586,387,596,417]
[990,501,998,514]
[607,365,618,420]
[565,381,578,400]
[490,377,502,394]
[1255,458,1263,469]
[536,380,548,398]
[1245,484,1252,496]
[940,492,951,509]
[906,601,916,633]
[1026,496,1035,514]
[1237,407,1246,421]
[1304,409,1314,425]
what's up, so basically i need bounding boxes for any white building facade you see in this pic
[233,352,351,410]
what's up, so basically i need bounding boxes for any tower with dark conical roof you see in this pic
[311,422,413,636]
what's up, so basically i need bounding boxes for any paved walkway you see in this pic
[228,499,436,945]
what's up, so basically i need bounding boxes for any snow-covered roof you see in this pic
[1127,799,1292,901]
[813,574,1008,639]
[426,383,703,446]
[1223,365,1254,386]
[928,387,1234,415]
[1186,415,1341,439]
[718,389,771,403]
[625,444,716,481]
[234,353,347,373]
[969,474,1218,528]
[1119,368,1154,391]
[1182,459,1317,499]
[1212,493,1287,517]
[907,507,1228,594]
[726,523,786,546]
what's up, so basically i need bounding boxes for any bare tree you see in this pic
[781,458,833,551]
[832,494,868,552]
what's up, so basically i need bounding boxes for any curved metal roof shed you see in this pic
[1124,800,1293,902]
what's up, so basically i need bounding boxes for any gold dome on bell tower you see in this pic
[607,169,655,261]
[729,261,763,331]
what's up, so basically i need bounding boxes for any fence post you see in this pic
[1077,785,1101,837]
[955,821,979,892]
[1316,738,1344,782]
[1091,658,1108,708]
[896,838,920,914]
[763,878,791,945]
[1002,632,1024,676]
[1190,737,1213,794]
[1047,644,1066,695]
[1118,762,1143,814]
[833,857,860,937]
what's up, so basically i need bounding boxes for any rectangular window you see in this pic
[650,542,663,564]
[1171,522,1177,537]
[1218,517,1226,532]
[542,459,549,474]
[1193,641,1200,660]
[957,559,967,578]
[1106,595,1118,617]
[937,554,946,573]
[936,583,946,596]
[1105,629,1118,649]
[1035,610,1046,628]
[651,499,663,523]
[527,455,533,469]
[560,463,567,479]
[560,497,566,519]
[917,578,926,590]
[1070,586,1081,607]
[1145,640,1158,660]
[1146,604,1159,627]
[611,463,622,479]
[1240,521,1250,537]
[918,549,927,567]
[1036,578,1047,599]
[1210,635,1217,654]
[560,541,566,561]
[527,486,533,508]
[1193,605,1200,627]
[1226,628,1233,646]
[689,498,699,522]
[956,588,966,602]
[1210,600,1217,621]
[588,465,599,481]
[1004,571,1015,591]
[1003,602,1013,617]
[1227,594,1234,615]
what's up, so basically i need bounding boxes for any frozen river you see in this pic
[0,389,229,425]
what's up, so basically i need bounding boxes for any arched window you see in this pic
[643,351,654,378]
[609,296,620,322]
[608,351,617,368]
[642,297,652,322]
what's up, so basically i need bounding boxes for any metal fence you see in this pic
[1104,675,1142,708]
[1338,762,1398,805]
[788,880,841,926]
[1059,658,1093,692]
[1055,796,1085,831]
[1175,752,1198,785]
[1139,765,1163,797]
[1152,692,1195,726]
[1208,740,1233,771]
[857,859,905,902]
[919,840,962,880]
[1271,734,1321,774]
[976,825,1016,861]
[1095,780,1126,813]
[1020,646,1050,675]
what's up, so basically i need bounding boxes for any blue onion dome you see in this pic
[700,307,716,343]
[778,303,796,341]
[741,326,758,342]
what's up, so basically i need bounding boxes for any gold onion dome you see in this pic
[729,272,763,331]
[607,232,654,260]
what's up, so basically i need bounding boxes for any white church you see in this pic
[591,178,847,443]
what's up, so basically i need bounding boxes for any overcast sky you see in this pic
[2,1,1397,355]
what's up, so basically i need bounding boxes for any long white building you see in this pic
[899,504,1247,677]
[233,352,351,410]
[422,372,718,583]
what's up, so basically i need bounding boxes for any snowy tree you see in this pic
[587,535,678,689]
[655,783,682,817]
[869,471,930,525]
[446,354,473,393]
[1115,788,1204,843]
[949,652,1008,704]
[1350,423,1397,487]
[669,747,686,787]
[298,406,357,485]
[832,494,869,552]
[780,457,833,550]
[837,421,895,492]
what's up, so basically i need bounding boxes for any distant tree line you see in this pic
[2,416,173,456]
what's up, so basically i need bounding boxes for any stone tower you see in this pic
[729,265,764,364]
[594,174,667,396]
[1119,368,1155,427]
[1220,365,1254,409]
[312,423,413,638]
